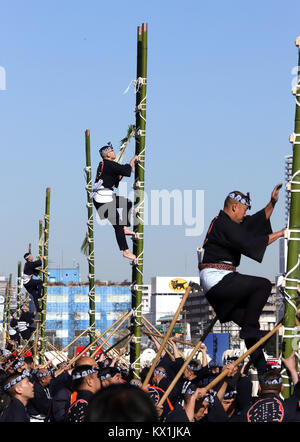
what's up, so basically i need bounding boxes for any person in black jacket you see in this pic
[66,365,100,422]
[199,184,285,375]
[241,351,300,423]
[27,368,53,421]
[91,142,139,261]
[23,253,45,312]
[8,312,20,345]
[0,371,34,422]
[17,305,36,341]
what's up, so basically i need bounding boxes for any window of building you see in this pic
[46,312,69,321]
[74,295,101,303]
[47,295,69,303]
[106,294,131,303]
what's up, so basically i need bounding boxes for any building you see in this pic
[44,285,132,354]
[148,276,201,324]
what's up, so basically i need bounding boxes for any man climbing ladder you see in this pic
[198,184,286,375]
[23,253,45,313]
[91,141,138,260]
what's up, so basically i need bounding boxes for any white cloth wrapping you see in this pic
[90,180,114,203]
[200,268,233,295]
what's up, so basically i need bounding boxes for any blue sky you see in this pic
[0,0,299,284]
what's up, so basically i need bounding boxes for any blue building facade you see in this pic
[45,285,132,352]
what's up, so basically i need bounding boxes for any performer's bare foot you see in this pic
[124,227,136,236]
[123,249,136,260]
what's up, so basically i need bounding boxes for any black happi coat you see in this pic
[239,381,300,422]
[27,380,52,418]
[23,259,42,277]
[95,160,132,190]
[202,209,271,267]
[202,209,272,321]
[66,390,94,423]
[0,397,30,422]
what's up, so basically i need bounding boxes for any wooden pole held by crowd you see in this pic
[33,322,40,368]
[157,339,205,407]
[157,323,282,407]
[60,326,92,355]
[205,323,283,391]
[141,316,186,359]
[61,311,130,368]
[103,331,132,355]
[141,320,175,361]
[92,310,132,355]
[142,283,192,387]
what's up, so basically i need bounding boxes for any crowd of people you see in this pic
[0,334,300,423]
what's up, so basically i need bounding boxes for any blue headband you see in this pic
[224,389,237,399]
[228,192,251,209]
[187,364,200,372]
[13,358,24,370]
[36,370,52,378]
[154,369,166,377]
[99,141,113,155]
[3,371,31,391]
[259,377,282,385]
[72,367,98,381]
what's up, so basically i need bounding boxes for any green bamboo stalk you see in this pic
[85,129,96,347]
[3,284,9,348]
[7,274,12,330]
[17,261,22,315]
[281,36,300,398]
[39,220,43,275]
[3,284,9,331]
[130,23,148,378]
[39,187,50,364]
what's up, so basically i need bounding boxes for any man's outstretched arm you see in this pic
[265,183,282,220]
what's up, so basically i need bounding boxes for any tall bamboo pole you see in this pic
[282,37,300,398]
[7,273,12,329]
[33,322,39,368]
[38,220,43,274]
[130,22,148,379]
[84,129,96,348]
[3,284,9,348]
[39,187,50,364]
[17,261,22,315]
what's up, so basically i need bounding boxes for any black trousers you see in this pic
[20,328,35,341]
[24,279,43,311]
[93,195,133,251]
[206,272,272,375]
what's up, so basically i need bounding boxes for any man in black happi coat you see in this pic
[23,253,45,312]
[91,141,139,261]
[199,184,285,374]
